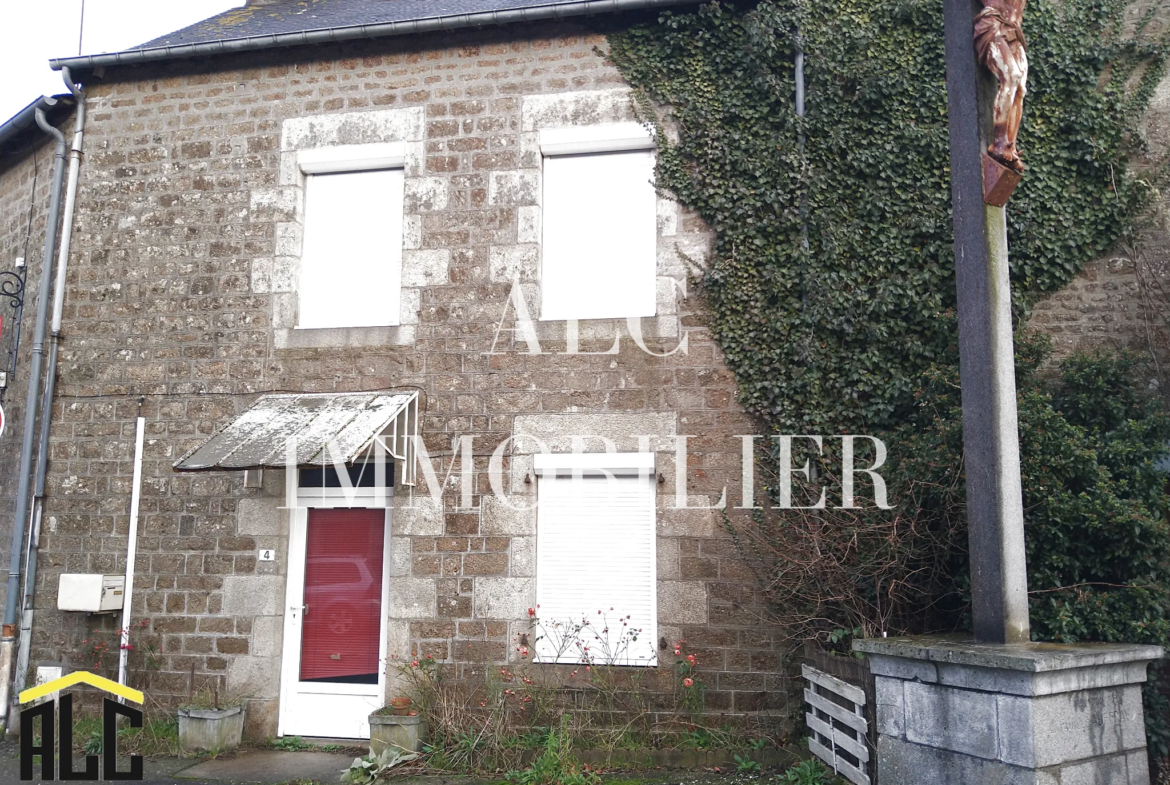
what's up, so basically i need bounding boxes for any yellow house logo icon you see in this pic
[19,671,144,781]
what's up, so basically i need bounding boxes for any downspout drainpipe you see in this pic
[795,34,811,307]
[795,37,806,127]
[10,70,87,722]
[0,109,68,730]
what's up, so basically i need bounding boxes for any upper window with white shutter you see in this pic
[296,143,405,330]
[534,453,657,666]
[539,124,658,321]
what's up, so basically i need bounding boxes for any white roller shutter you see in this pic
[535,472,657,665]
[540,149,658,321]
[298,167,404,329]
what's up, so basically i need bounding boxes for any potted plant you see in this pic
[389,696,411,715]
[177,683,245,754]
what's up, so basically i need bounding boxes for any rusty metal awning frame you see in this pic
[173,391,418,486]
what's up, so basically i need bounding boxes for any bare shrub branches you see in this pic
[724,413,969,651]
[1134,247,1170,406]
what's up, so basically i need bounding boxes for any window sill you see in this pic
[275,325,414,349]
[537,313,656,323]
[531,316,680,342]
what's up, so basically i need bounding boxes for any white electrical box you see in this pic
[57,574,125,613]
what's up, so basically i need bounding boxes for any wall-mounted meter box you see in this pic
[57,574,125,613]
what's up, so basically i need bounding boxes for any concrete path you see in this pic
[173,748,356,783]
[0,739,509,785]
[0,740,359,784]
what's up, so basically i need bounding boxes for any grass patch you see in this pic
[270,736,315,752]
[70,711,180,758]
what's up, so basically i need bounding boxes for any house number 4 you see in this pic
[258,549,276,562]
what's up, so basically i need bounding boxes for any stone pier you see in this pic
[854,636,1164,784]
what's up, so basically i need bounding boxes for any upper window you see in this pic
[539,124,657,321]
[534,453,658,666]
[297,144,405,330]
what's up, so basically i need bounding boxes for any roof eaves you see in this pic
[0,95,75,158]
[49,0,692,73]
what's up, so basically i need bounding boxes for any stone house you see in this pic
[0,0,784,741]
[0,0,1164,747]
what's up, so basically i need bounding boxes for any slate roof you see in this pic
[137,0,653,49]
[50,0,694,73]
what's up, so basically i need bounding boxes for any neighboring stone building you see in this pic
[1029,41,1170,367]
[0,0,784,741]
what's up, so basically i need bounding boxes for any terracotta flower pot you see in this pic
[390,696,412,716]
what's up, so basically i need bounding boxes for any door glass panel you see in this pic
[300,508,385,684]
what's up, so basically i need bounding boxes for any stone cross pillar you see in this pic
[943,0,1030,645]
[848,6,1163,785]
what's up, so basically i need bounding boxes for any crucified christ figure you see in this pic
[974,0,1028,172]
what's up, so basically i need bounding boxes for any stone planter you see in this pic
[177,705,245,754]
[369,712,426,756]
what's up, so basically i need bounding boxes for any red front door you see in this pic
[299,508,385,684]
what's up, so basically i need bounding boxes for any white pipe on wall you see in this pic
[117,400,145,690]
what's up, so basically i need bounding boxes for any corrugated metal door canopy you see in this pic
[172,391,417,471]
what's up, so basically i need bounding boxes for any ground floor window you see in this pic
[535,455,658,666]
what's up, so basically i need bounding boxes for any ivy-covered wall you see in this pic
[609,0,1167,434]
[1030,13,1170,364]
[607,0,1170,768]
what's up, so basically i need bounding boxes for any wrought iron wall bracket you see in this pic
[0,270,27,310]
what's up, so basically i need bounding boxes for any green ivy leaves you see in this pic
[610,0,1166,434]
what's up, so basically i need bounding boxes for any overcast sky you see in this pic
[0,0,244,122]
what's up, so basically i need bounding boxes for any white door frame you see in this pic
[278,489,392,739]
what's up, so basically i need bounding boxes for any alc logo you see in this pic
[19,672,144,781]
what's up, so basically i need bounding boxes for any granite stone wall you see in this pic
[1028,257,1151,359]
